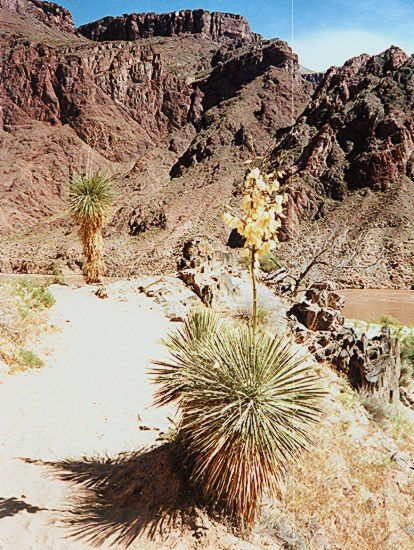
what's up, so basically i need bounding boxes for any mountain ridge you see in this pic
[1,1,413,287]
[0,1,312,277]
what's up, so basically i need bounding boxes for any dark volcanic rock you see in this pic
[78,9,260,44]
[289,282,345,332]
[291,283,401,403]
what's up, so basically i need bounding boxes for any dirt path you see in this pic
[0,281,176,549]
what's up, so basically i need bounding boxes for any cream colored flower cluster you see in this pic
[223,168,284,257]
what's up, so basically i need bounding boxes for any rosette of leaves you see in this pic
[151,308,323,530]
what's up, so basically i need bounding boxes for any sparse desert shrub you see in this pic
[378,314,405,339]
[151,308,323,530]
[11,348,44,373]
[51,262,65,285]
[238,249,280,274]
[399,333,414,388]
[69,172,115,284]
[258,252,281,273]
[379,314,402,327]
[235,303,272,326]
[14,280,55,313]
[0,281,52,373]
[401,333,414,364]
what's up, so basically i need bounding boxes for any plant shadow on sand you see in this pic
[22,442,198,548]
[0,497,45,519]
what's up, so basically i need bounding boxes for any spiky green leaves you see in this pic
[69,172,115,223]
[68,172,115,284]
[151,308,323,529]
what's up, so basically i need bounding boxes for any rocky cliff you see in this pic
[0,1,312,276]
[266,46,414,287]
[78,10,260,44]
[270,46,412,197]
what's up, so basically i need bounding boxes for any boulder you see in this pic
[288,282,344,332]
[290,282,401,403]
[177,239,240,307]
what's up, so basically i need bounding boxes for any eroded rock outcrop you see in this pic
[288,282,345,332]
[78,10,260,45]
[268,46,414,211]
[290,283,401,403]
[177,239,240,307]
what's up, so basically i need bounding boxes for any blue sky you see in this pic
[61,1,414,71]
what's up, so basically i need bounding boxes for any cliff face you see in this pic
[78,9,260,44]
[266,46,414,287]
[0,2,313,276]
[270,46,412,198]
[266,45,414,226]
[1,41,195,149]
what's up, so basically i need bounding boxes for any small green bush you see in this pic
[379,315,404,339]
[379,315,402,327]
[259,253,281,273]
[238,250,280,273]
[51,263,65,285]
[399,333,414,388]
[12,348,44,373]
[401,333,414,364]
[15,280,55,312]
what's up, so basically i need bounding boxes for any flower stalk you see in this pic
[250,246,258,333]
[223,167,284,332]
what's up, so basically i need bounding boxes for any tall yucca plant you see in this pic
[69,172,115,284]
[151,308,323,530]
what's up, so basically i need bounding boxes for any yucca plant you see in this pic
[69,172,115,284]
[151,308,323,530]
[223,167,284,333]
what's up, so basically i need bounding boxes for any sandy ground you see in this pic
[0,281,178,549]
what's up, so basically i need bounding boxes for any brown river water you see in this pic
[341,289,414,326]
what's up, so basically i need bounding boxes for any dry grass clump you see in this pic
[151,308,323,530]
[261,368,414,549]
[234,301,273,327]
[0,280,54,373]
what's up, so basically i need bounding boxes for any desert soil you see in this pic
[0,281,179,549]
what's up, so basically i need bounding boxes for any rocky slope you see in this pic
[0,0,312,275]
[267,46,414,287]
[0,0,74,36]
